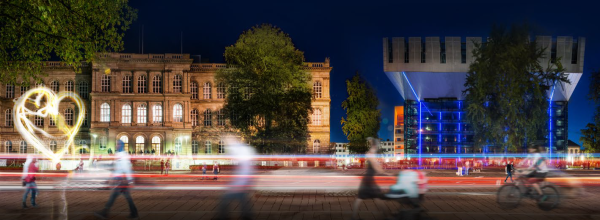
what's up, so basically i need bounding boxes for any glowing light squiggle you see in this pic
[13,87,85,163]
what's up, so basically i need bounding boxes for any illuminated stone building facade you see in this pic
[0,53,331,156]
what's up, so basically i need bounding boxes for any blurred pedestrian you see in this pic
[352,137,390,220]
[160,159,165,175]
[94,140,138,219]
[217,134,256,220]
[505,161,514,183]
[56,161,61,171]
[165,159,170,175]
[213,161,220,180]
[78,158,84,173]
[22,155,38,208]
[202,162,207,180]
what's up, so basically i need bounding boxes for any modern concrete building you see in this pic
[0,53,332,162]
[383,36,585,155]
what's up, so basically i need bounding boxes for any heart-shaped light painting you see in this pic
[13,87,85,163]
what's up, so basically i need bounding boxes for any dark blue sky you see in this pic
[122,0,599,145]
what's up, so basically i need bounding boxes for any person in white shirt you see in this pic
[525,146,549,201]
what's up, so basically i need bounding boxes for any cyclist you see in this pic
[525,146,549,201]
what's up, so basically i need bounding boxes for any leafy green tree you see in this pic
[341,73,381,153]
[580,123,600,152]
[216,24,312,154]
[0,0,137,84]
[464,24,567,152]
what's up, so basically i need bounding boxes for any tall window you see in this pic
[83,111,88,127]
[153,105,162,123]
[204,109,212,126]
[20,85,29,96]
[173,104,183,122]
[192,140,199,154]
[122,104,131,123]
[136,136,144,153]
[312,108,322,125]
[216,82,225,99]
[65,108,73,126]
[100,103,110,122]
[5,109,12,127]
[137,104,147,124]
[79,140,87,154]
[152,136,160,154]
[35,115,44,127]
[122,75,132,93]
[101,75,111,92]
[174,138,182,154]
[5,141,12,153]
[100,137,107,150]
[217,109,225,126]
[205,140,212,154]
[79,81,89,99]
[120,136,129,152]
[190,82,198,99]
[173,75,182,93]
[218,140,225,154]
[191,109,198,126]
[244,86,253,99]
[50,141,57,152]
[50,81,59,93]
[313,81,322,98]
[137,75,147,93]
[50,116,56,126]
[203,82,211,99]
[313,139,320,154]
[65,81,74,92]
[5,84,14,98]
[152,75,162,93]
[19,141,27,154]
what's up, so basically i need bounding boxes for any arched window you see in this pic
[203,82,211,99]
[50,141,57,153]
[191,109,198,126]
[217,109,225,126]
[174,138,182,154]
[5,109,12,127]
[192,140,199,154]
[35,82,44,88]
[35,115,43,127]
[120,136,129,152]
[311,108,322,125]
[313,139,320,154]
[173,75,182,93]
[20,85,29,96]
[5,141,12,153]
[153,105,162,123]
[218,140,225,154]
[50,81,59,93]
[173,104,183,122]
[79,140,87,154]
[19,141,27,154]
[152,75,162,93]
[79,81,89,99]
[100,103,110,122]
[65,108,73,126]
[65,81,74,92]
[152,136,160,154]
[216,82,226,99]
[190,82,198,99]
[122,104,131,123]
[122,75,132,93]
[5,84,14,99]
[137,75,147,93]
[205,140,212,154]
[313,81,322,98]
[137,104,147,124]
[204,109,212,126]
[101,75,111,92]
[135,136,144,153]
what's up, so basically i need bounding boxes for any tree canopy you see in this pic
[216,24,312,154]
[464,24,567,152]
[580,70,600,152]
[0,0,137,85]
[341,73,381,153]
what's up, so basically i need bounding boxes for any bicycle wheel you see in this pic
[538,184,560,211]
[497,185,521,209]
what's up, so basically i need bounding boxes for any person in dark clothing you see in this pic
[352,137,390,220]
[160,159,165,175]
[505,161,514,183]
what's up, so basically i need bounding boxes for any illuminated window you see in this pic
[65,108,73,126]
[79,81,89,99]
[50,81,59,93]
[120,136,129,152]
[153,105,162,123]
[19,141,27,154]
[313,81,322,98]
[122,75,132,93]
[203,82,211,99]
[218,140,225,154]
[35,115,43,127]
[122,104,131,123]
[173,75,182,93]
[204,109,212,126]
[217,109,225,126]
[217,82,226,99]
[65,81,74,92]
[5,84,14,98]
[190,82,198,99]
[311,108,322,125]
[205,140,212,154]
[173,104,183,122]
[137,104,147,124]
[191,109,198,126]
[152,75,162,93]
[152,136,160,154]
[101,75,111,92]
[136,136,145,153]
[100,103,110,122]
[4,141,12,153]
[50,141,57,152]
[5,109,12,127]
[137,75,147,93]
[174,138,182,154]
[192,140,199,154]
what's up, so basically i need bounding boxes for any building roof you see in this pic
[567,140,581,148]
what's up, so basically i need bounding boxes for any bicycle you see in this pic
[497,169,560,211]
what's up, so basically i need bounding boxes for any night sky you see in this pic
[122,0,600,145]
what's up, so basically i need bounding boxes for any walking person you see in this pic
[95,140,138,219]
[78,158,84,173]
[352,137,390,220]
[505,161,514,183]
[165,159,170,176]
[202,162,207,180]
[213,161,219,180]
[22,155,39,208]
[160,159,165,175]
[56,161,61,171]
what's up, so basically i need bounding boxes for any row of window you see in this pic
[3,140,86,154]
[5,81,89,99]
[4,109,88,127]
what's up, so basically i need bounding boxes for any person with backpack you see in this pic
[505,161,514,183]
[22,156,39,208]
